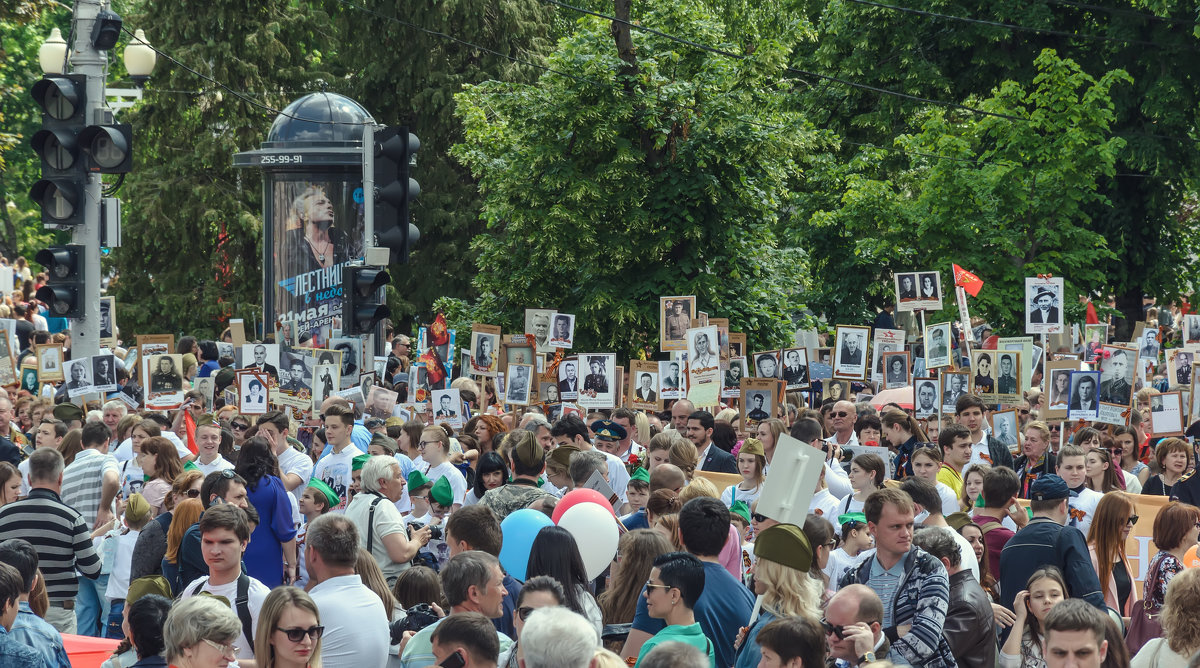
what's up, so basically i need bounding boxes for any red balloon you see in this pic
[552,488,616,524]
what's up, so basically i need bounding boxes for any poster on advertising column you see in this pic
[271,178,366,349]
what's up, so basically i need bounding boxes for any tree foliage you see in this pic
[798,50,1129,330]
[453,3,817,358]
[326,0,557,326]
[111,0,334,337]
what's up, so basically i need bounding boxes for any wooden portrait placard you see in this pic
[740,377,779,429]
[627,360,661,411]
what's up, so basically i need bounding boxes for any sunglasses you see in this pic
[276,625,324,643]
[830,411,852,418]
[751,512,769,523]
[231,423,248,431]
[218,469,237,480]
[516,606,538,621]
[645,580,673,591]
[185,489,201,498]
[820,617,846,640]
[1127,515,1139,526]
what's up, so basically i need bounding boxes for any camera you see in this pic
[411,523,442,540]
[390,603,442,644]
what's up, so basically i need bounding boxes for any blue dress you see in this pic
[244,474,297,586]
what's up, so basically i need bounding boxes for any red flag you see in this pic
[952,264,984,297]
[420,346,447,386]
[183,409,198,456]
[430,312,449,347]
[1085,300,1099,325]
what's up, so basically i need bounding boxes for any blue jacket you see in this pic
[838,547,956,668]
[10,602,68,668]
[998,517,1106,619]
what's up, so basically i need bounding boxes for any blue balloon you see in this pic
[499,508,555,581]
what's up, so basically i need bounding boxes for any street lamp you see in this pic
[38,27,67,75]
[123,29,156,86]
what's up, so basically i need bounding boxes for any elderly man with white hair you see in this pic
[519,606,598,668]
[344,455,431,584]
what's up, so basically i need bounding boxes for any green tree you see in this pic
[799,50,1129,330]
[111,0,333,337]
[790,0,1200,336]
[0,2,64,261]
[453,3,817,358]
[327,0,557,326]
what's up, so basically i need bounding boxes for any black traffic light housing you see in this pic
[79,123,133,173]
[342,265,391,336]
[372,126,420,264]
[30,75,88,226]
[35,245,85,319]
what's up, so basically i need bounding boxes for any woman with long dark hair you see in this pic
[464,451,509,506]
[235,436,298,586]
[525,525,602,637]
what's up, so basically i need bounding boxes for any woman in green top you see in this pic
[635,552,716,668]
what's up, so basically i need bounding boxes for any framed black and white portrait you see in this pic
[752,350,781,379]
[1025,276,1064,334]
[833,325,870,380]
[913,378,940,420]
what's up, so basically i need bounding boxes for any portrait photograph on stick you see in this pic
[1024,276,1064,334]
[833,325,870,380]
[659,296,695,351]
[913,377,940,420]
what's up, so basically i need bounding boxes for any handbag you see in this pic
[1126,554,1166,654]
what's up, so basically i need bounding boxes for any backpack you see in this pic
[187,574,253,646]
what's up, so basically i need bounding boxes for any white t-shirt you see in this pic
[309,574,390,668]
[1069,487,1103,538]
[113,432,191,462]
[277,447,314,499]
[105,528,141,600]
[345,492,410,582]
[180,574,271,661]
[825,547,874,590]
[600,449,630,504]
[836,494,865,517]
[314,445,364,511]
[193,455,235,477]
[423,461,467,506]
[936,481,961,517]
[117,458,144,499]
[720,482,762,509]
[810,488,842,533]
[1120,467,1143,494]
[966,437,995,474]
[17,458,31,497]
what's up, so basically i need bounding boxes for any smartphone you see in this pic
[439,649,466,668]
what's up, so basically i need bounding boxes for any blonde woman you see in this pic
[254,586,324,668]
[734,523,822,668]
[667,438,699,481]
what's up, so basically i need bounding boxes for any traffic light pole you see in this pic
[67,0,105,358]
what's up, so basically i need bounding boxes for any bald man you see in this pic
[668,399,694,432]
[824,584,889,666]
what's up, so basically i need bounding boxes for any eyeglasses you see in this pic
[751,512,769,523]
[276,625,324,643]
[1019,410,1030,415]
[231,423,248,431]
[824,539,837,548]
[201,638,239,656]
[831,411,851,418]
[820,618,846,640]
[1127,515,1139,526]
[418,440,442,448]
[516,606,537,621]
[645,580,673,591]
[185,489,201,498]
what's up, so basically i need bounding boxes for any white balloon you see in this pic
[557,501,620,580]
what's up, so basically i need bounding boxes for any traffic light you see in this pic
[34,245,85,318]
[29,74,88,226]
[79,123,133,173]
[342,264,391,336]
[372,126,420,264]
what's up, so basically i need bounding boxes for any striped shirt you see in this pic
[61,448,119,527]
[0,488,101,601]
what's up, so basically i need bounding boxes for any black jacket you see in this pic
[945,569,998,668]
[700,445,738,474]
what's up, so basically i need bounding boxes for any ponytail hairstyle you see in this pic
[880,410,928,442]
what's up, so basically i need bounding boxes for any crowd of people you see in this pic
[1,287,1200,668]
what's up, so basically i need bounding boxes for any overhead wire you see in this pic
[844,0,1193,50]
